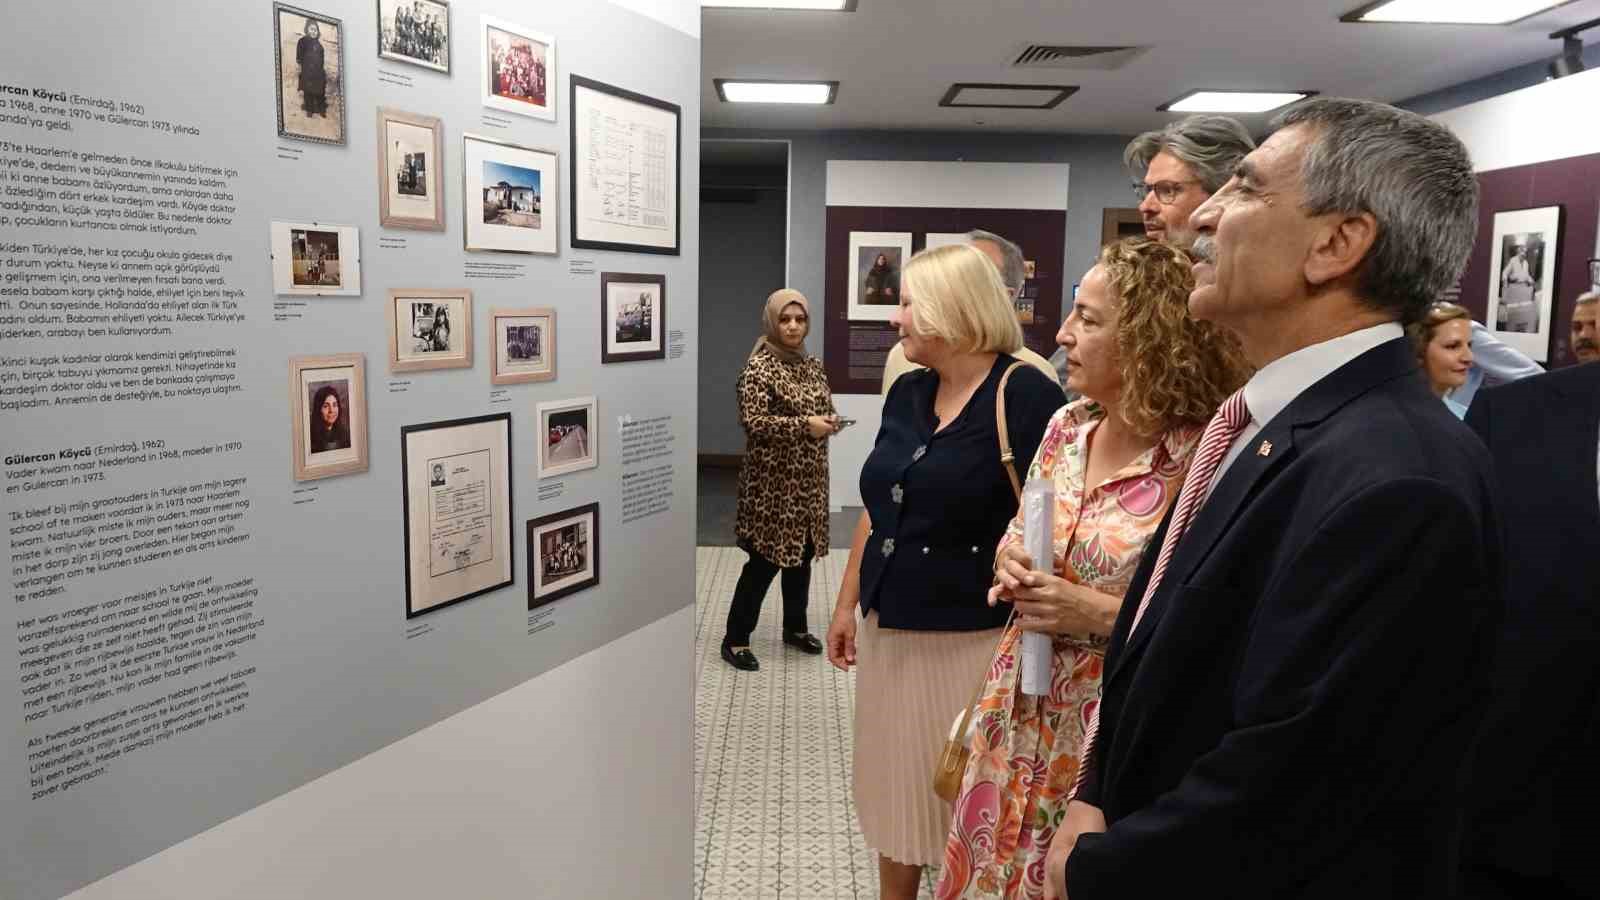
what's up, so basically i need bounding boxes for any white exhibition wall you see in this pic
[1431,66,1600,175]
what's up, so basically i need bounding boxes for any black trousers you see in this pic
[723,544,813,647]
[1459,864,1589,900]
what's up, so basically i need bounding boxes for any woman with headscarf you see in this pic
[309,384,350,453]
[865,252,900,305]
[296,19,328,117]
[721,289,840,672]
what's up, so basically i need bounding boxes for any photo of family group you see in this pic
[271,221,361,296]
[481,16,555,120]
[491,307,556,384]
[291,228,342,287]
[378,0,449,73]
[527,502,600,608]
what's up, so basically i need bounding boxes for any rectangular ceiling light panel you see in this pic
[939,83,1077,109]
[715,80,837,104]
[1341,0,1572,24]
[702,0,854,9]
[1163,90,1311,113]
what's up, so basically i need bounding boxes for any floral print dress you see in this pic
[935,400,1201,900]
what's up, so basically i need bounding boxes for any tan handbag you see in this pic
[933,362,1026,804]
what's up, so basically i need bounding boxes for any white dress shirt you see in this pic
[1205,323,1405,501]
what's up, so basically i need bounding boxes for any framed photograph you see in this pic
[378,108,445,230]
[289,354,369,482]
[377,0,449,73]
[270,221,361,296]
[401,413,513,619]
[1485,205,1562,362]
[480,15,554,120]
[570,75,681,255]
[600,273,665,364]
[463,133,558,255]
[535,396,597,479]
[846,231,913,321]
[527,502,599,609]
[274,3,346,145]
[923,232,967,252]
[491,307,556,384]
[387,289,473,373]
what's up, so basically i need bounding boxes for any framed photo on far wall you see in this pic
[289,353,368,481]
[387,289,473,373]
[401,413,513,619]
[480,15,555,121]
[527,502,599,609]
[535,396,597,479]
[491,307,555,384]
[1486,205,1562,363]
[600,272,665,363]
[270,221,361,296]
[378,108,445,230]
[570,75,681,255]
[274,3,347,145]
[463,133,558,254]
[377,0,450,74]
[846,231,912,321]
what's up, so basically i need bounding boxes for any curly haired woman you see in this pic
[935,238,1252,900]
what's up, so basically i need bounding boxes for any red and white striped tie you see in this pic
[1070,389,1250,798]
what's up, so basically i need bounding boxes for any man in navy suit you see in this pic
[1459,359,1600,900]
[1042,98,1503,899]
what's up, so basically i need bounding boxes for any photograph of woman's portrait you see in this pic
[274,3,347,145]
[290,354,367,482]
[307,380,352,454]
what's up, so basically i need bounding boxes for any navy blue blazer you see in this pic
[1462,362,1600,897]
[859,354,1063,631]
[1068,337,1503,899]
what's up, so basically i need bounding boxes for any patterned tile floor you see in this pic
[695,546,937,899]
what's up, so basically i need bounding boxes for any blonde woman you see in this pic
[723,289,839,671]
[936,238,1251,900]
[1406,301,1475,418]
[826,244,1065,900]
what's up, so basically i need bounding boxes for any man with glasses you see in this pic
[1124,115,1256,249]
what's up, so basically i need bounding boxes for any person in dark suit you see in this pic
[1459,361,1600,900]
[1041,98,1502,900]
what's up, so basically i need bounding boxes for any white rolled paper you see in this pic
[1019,477,1054,696]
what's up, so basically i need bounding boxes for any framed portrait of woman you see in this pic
[490,306,556,384]
[377,108,445,230]
[387,289,473,373]
[273,3,347,145]
[289,353,368,481]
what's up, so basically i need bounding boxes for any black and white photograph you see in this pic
[290,354,368,482]
[401,413,513,619]
[430,462,446,486]
[527,502,600,608]
[481,16,555,121]
[1486,205,1562,362]
[600,273,665,363]
[845,231,912,321]
[377,0,449,73]
[378,109,445,230]
[271,221,361,296]
[274,3,346,145]
[463,134,558,254]
[536,396,598,478]
[491,307,555,384]
[388,289,473,373]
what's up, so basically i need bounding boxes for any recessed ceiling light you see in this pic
[1341,0,1572,25]
[1161,90,1313,114]
[939,83,1078,110]
[715,80,838,104]
[702,0,855,9]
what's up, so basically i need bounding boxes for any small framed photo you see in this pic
[377,0,450,74]
[378,108,445,231]
[491,307,556,384]
[387,289,473,373]
[600,273,665,364]
[527,502,599,609]
[274,3,347,145]
[480,15,555,121]
[464,133,558,255]
[535,396,597,479]
[1486,205,1563,362]
[401,413,514,619]
[290,353,368,481]
[270,221,361,296]
[847,231,913,321]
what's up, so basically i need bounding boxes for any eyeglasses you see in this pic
[1132,179,1200,205]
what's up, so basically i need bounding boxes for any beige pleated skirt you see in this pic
[853,610,1005,867]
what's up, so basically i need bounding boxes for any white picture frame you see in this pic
[270,220,362,296]
[463,133,558,255]
[1485,205,1562,363]
[923,232,967,251]
[479,15,554,121]
[535,396,597,479]
[846,231,913,321]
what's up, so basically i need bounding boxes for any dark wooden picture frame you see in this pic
[599,272,666,363]
[401,412,514,619]
[527,502,600,609]
[569,75,681,255]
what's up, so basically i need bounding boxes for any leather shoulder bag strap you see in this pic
[995,361,1026,502]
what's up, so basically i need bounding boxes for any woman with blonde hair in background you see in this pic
[827,244,1065,899]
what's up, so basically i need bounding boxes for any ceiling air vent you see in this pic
[1012,45,1146,71]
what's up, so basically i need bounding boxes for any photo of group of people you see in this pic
[491,308,556,385]
[483,19,552,119]
[395,147,427,197]
[291,228,342,287]
[379,0,449,73]
[527,502,601,608]
[539,522,588,581]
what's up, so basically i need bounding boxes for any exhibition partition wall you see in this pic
[0,1,698,897]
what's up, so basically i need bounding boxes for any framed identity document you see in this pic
[289,353,368,481]
[401,413,513,618]
[527,502,599,609]
[570,75,680,255]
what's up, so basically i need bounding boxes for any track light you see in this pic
[1547,17,1597,79]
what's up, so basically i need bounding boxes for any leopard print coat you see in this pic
[735,345,835,568]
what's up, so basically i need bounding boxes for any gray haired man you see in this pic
[1124,115,1256,248]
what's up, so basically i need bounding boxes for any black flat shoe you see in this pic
[721,644,759,671]
[783,631,824,655]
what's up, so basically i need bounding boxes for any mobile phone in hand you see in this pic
[835,417,857,430]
